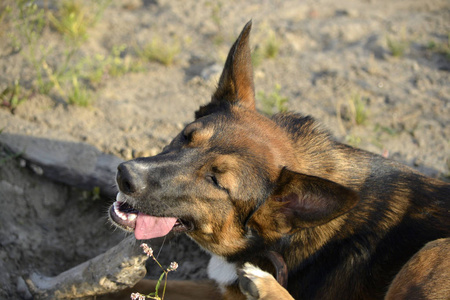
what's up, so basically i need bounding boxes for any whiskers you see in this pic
[155,235,167,261]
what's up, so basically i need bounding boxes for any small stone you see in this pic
[19,159,26,168]
[29,163,44,175]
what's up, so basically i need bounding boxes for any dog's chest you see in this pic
[207,254,238,291]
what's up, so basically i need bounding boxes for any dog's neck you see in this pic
[207,254,238,293]
[272,112,413,190]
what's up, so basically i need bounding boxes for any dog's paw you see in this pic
[238,263,294,300]
[238,263,276,300]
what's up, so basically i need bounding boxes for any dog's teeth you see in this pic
[113,201,126,220]
[114,202,121,214]
[113,201,138,221]
[117,210,127,220]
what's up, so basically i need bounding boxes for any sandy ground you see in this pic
[0,0,449,299]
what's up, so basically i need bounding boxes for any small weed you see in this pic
[264,31,280,59]
[107,45,143,77]
[67,76,91,106]
[48,0,110,45]
[91,186,101,201]
[48,1,90,44]
[345,134,361,147]
[8,0,48,92]
[1,0,137,107]
[386,36,409,57]
[258,84,289,116]
[206,1,224,46]
[2,0,115,107]
[251,30,280,67]
[425,34,450,60]
[45,0,111,99]
[81,186,101,202]
[137,37,180,66]
[336,93,369,134]
[374,123,401,136]
[350,94,368,125]
[0,80,30,111]
[44,43,142,105]
[83,54,107,85]
[8,0,46,50]
[426,41,437,50]
[84,45,143,85]
[0,149,23,166]
[131,243,178,300]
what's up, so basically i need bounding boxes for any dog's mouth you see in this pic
[109,194,193,240]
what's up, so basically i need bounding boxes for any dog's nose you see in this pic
[116,161,147,196]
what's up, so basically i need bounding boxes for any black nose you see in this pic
[116,161,147,196]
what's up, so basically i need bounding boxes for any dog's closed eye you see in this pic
[207,174,221,187]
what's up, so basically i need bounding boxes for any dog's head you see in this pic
[109,21,358,258]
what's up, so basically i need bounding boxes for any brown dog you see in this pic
[109,21,450,299]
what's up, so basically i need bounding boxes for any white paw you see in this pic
[238,263,275,299]
[241,263,274,279]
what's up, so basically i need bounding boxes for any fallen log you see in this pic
[0,133,122,198]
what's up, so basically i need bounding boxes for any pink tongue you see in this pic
[135,213,178,240]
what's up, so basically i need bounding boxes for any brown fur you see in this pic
[385,238,450,300]
[110,21,450,299]
[236,239,450,300]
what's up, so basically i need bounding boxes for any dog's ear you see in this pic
[196,20,255,119]
[271,168,359,229]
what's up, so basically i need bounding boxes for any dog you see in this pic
[108,21,450,299]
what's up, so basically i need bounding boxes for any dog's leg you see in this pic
[101,279,223,300]
[385,238,450,300]
[238,263,294,300]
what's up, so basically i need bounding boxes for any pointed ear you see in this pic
[196,20,255,119]
[271,168,359,229]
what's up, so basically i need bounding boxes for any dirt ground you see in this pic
[0,0,449,299]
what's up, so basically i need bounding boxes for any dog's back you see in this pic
[272,114,450,299]
[386,238,450,300]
